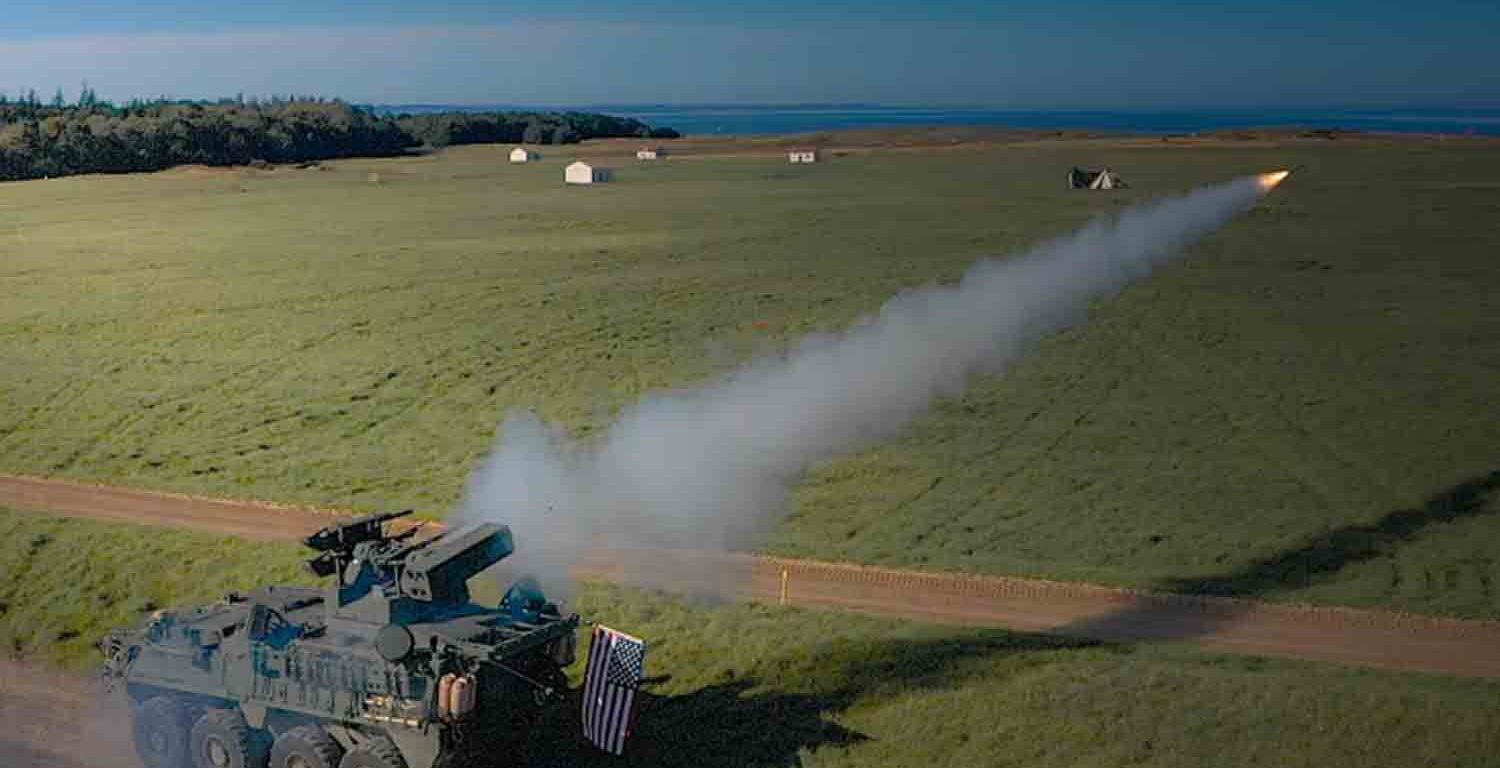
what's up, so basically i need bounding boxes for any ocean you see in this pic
[604,106,1500,138]
[374,103,1500,138]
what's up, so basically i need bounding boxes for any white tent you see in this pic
[1089,169,1124,189]
[1069,167,1127,190]
[565,161,613,184]
[510,147,538,163]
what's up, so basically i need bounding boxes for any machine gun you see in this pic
[304,509,422,579]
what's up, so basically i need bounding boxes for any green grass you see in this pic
[557,584,1500,768]
[2,508,1497,768]
[0,507,313,667]
[2,140,1498,617]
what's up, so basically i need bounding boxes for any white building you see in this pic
[565,161,613,184]
[636,147,664,160]
[788,148,819,163]
[510,147,538,163]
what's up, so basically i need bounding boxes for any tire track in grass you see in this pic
[0,378,86,452]
[1132,312,1355,522]
[48,322,356,476]
[1128,297,1471,607]
[941,294,1181,527]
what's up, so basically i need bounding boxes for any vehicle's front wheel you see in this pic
[133,696,195,768]
[269,725,344,768]
[190,708,268,768]
[338,739,408,768]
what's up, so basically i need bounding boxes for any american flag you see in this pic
[582,624,646,755]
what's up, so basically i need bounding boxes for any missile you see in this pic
[1257,170,1291,191]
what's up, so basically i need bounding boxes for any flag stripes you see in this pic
[582,624,646,755]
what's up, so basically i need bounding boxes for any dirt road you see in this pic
[6,474,1500,679]
[0,659,136,768]
[0,474,340,539]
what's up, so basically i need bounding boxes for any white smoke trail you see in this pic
[458,173,1285,596]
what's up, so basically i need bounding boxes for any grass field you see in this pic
[2,137,1498,617]
[2,508,1498,768]
[0,508,311,664]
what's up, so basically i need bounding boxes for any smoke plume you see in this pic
[458,173,1283,596]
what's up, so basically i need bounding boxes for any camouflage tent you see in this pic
[1069,167,1127,190]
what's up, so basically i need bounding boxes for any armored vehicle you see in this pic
[101,510,580,768]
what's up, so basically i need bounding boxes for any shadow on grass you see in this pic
[527,630,1093,767]
[1163,469,1500,597]
[1058,469,1500,643]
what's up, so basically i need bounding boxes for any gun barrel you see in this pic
[364,508,415,525]
[303,509,415,551]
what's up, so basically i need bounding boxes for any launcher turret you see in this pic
[304,509,521,628]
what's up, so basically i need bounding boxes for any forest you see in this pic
[0,91,678,181]
[396,109,678,148]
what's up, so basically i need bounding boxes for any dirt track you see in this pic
[6,474,1500,680]
[0,659,137,768]
[0,474,342,539]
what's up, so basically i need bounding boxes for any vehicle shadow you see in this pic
[1164,469,1500,597]
[1057,469,1500,642]
[526,629,1094,767]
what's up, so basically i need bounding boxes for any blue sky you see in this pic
[1,1,1496,108]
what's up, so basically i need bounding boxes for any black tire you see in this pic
[338,740,408,768]
[134,696,195,768]
[190,708,269,768]
[269,725,344,768]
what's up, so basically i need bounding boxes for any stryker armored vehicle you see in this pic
[101,510,580,768]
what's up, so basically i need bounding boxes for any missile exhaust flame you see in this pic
[1257,170,1291,191]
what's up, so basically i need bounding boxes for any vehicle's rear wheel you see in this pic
[134,696,195,768]
[338,739,408,768]
[190,708,268,768]
[269,725,344,768]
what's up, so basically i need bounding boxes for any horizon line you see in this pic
[371,102,1500,113]
[5,93,1497,118]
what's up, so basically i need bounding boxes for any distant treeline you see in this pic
[396,110,679,148]
[0,91,678,182]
